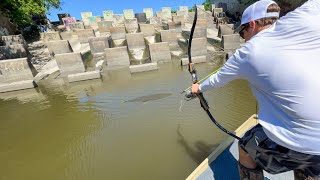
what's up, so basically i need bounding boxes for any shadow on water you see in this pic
[177,124,217,164]
[123,93,172,103]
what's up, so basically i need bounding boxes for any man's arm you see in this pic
[197,43,254,93]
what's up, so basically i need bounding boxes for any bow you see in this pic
[185,5,240,140]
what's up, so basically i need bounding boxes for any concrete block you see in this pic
[68,70,101,83]
[123,9,134,19]
[191,38,207,57]
[54,53,85,76]
[149,42,171,62]
[113,14,125,27]
[126,33,145,49]
[98,21,113,32]
[168,22,182,32]
[110,27,126,40]
[124,18,139,33]
[0,80,35,93]
[103,10,114,21]
[193,28,207,38]
[179,6,189,11]
[111,39,127,47]
[135,13,147,23]
[218,24,235,38]
[68,39,82,53]
[181,55,207,66]
[75,29,95,44]
[139,24,156,37]
[213,8,224,17]
[149,17,163,32]
[45,40,72,55]
[161,7,172,21]
[69,22,85,30]
[33,59,60,82]
[40,32,61,41]
[105,46,130,68]
[177,10,188,17]
[0,44,27,60]
[221,34,240,51]
[143,8,154,19]
[156,12,162,18]
[60,32,75,40]
[1,35,26,46]
[0,58,34,83]
[173,15,185,24]
[197,19,208,29]
[88,37,109,53]
[160,30,177,45]
[186,12,195,23]
[129,63,158,73]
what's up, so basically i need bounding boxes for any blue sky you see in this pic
[48,0,205,21]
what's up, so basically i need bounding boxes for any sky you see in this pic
[48,0,205,21]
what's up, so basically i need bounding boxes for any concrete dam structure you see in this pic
[0,4,242,93]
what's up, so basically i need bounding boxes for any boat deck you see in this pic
[187,115,294,180]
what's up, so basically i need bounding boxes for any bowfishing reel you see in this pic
[184,90,197,101]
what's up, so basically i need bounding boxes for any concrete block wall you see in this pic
[191,38,207,57]
[160,30,177,45]
[75,29,96,44]
[45,40,73,55]
[149,42,171,62]
[40,32,61,41]
[135,13,147,23]
[88,37,109,53]
[110,27,126,40]
[0,44,28,60]
[218,24,235,38]
[139,24,155,37]
[221,34,240,51]
[0,58,34,83]
[1,35,26,46]
[126,33,145,49]
[124,18,139,33]
[54,52,86,76]
[105,46,130,69]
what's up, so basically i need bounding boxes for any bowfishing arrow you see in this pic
[185,5,240,140]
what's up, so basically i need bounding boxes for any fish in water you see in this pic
[124,93,172,103]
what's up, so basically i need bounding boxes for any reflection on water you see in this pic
[0,63,256,180]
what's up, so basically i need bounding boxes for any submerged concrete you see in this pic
[68,70,101,83]
[181,55,207,66]
[129,62,158,73]
[0,80,35,93]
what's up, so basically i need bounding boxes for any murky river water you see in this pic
[0,62,256,180]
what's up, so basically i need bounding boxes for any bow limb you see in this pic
[186,5,240,140]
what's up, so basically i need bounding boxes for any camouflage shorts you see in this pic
[239,124,320,178]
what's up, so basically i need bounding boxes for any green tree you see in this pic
[0,0,61,29]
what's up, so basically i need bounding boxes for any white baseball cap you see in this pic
[236,0,279,31]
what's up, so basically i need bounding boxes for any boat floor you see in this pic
[196,140,294,180]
